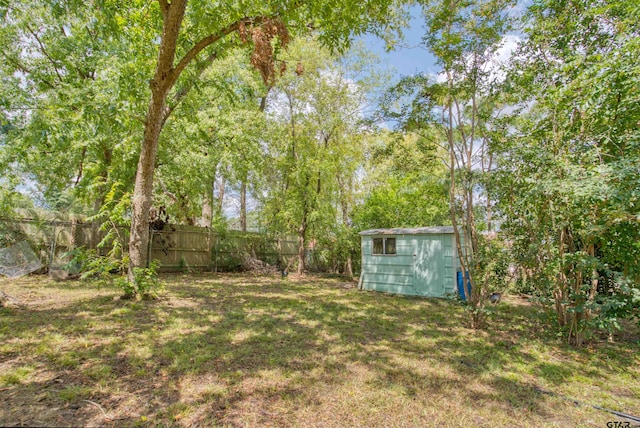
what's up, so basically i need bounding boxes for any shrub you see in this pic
[116,260,163,299]
[64,247,126,280]
[65,248,162,299]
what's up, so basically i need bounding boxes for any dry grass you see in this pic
[0,273,638,427]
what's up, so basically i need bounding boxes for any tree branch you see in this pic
[169,16,269,88]
[25,24,64,83]
[0,51,56,89]
[158,178,178,202]
[163,50,218,121]
[74,146,87,186]
[158,0,169,17]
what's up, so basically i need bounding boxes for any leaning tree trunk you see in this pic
[126,1,280,286]
[128,88,169,281]
[128,0,187,282]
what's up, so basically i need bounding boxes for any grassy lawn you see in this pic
[1,273,639,427]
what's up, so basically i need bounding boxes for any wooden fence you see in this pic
[149,225,299,271]
[0,217,299,273]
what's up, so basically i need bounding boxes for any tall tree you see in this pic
[125,0,405,284]
[421,0,513,328]
[0,1,145,213]
[155,48,267,229]
[261,37,380,274]
[380,0,513,327]
[491,0,640,344]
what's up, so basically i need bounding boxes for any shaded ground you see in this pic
[0,273,639,427]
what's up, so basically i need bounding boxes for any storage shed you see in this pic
[359,227,458,297]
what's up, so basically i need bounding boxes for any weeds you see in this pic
[65,248,163,299]
[117,260,163,299]
[0,273,638,427]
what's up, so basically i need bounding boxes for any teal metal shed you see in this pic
[359,227,457,297]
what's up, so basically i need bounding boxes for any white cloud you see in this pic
[432,34,523,86]
[488,34,522,82]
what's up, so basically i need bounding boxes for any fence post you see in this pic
[207,228,212,272]
[147,227,153,268]
[48,223,56,272]
[214,234,218,272]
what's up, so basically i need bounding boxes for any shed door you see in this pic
[413,236,445,297]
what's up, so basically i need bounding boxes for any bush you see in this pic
[64,247,126,280]
[116,260,163,299]
[591,274,640,333]
[65,248,162,299]
[473,236,512,295]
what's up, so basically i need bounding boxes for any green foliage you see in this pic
[353,132,450,231]
[1,0,408,277]
[86,182,131,258]
[353,175,450,229]
[156,48,267,225]
[0,182,33,219]
[178,256,190,273]
[214,237,245,272]
[590,274,640,333]
[489,0,640,343]
[118,260,163,299]
[63,247,164,299]
[64,247,126,281]
[381,0,514,328]
[0,1,142,213]
[308,224,360,274]
[454,237,513,326]
[0,221,30,249]
[474,236,512,294]
[259,37,386,273]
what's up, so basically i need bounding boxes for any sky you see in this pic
[359,5,438,83]
[358,3,526,85]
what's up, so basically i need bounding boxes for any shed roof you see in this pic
[359,226,455,236]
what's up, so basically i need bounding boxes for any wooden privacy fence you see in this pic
[149,226,299,271]
[0,217,299,273]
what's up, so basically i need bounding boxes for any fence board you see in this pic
[1,218,299,273]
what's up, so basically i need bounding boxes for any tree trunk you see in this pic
[445,61,485,328]
[486,197,492,232]
[91,198,102,251]
[586,242,598,321]
[297,220,306,275]
[240,180,247,232]
[485,152,494,232]
[90,148,112,251]
[217,176,225,216]
[344,257,353,277]
[128,89,166,279]
[554,287,568,326]
[340,191,353,277]
[200,181,214,227]
[128,0,187,282]
[125,3,275,285]
[555,227,570,327]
